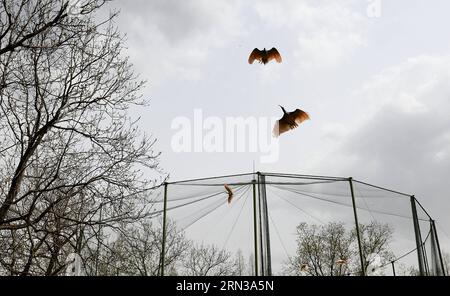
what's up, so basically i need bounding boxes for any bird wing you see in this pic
[268,47,282,63]
[273,118,292,137]
[224,184,234,204]
[291,109,310,124]
[248,48,262,64]
[273,109,309,137]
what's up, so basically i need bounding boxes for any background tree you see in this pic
[0,0,105,87]
[86,220,190,276]
[397,264,420,276]
[181,243,239,276]
[356,221,394,275]
[233,249,247,276]
[284,221,394,276]
[442,252,450,276]
[284,222,354,276]
[0,0,163,275]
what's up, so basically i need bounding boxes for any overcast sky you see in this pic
[103,0,450,257]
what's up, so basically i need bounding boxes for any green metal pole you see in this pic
[256,174,264,275]
[349,177,365,276]
[431,219,446,276]
[410,195,426,276]
[259,173,272,276]
[160,183,168,276]
[252,179,259,276]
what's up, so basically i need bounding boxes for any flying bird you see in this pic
[300,264,310,272]
[336,259,348,265]
[248,47,282,65]
[224,184,234,204]
[273,105,310,137]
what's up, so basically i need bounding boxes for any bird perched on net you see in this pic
[248,47,282,65]
[224,184,234,204]
[273,105,310,137]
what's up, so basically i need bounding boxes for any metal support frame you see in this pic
[160,183,168,276]
[410,195,426,276]
[152,173,445,278]
[258,173,272,276]
[348,177,366,276]
[252,179,259,276]
[391,261,396,276]
[256,176,264,275]
[430,219,446,276]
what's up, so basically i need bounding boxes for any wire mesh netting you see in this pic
[149,172,445,276]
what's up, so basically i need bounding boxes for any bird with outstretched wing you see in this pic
[336,259,348,265]
[224,184,234,204]
[273,105,310,137]
[248,47,282,65]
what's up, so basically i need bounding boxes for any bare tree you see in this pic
[398,264,420,276]
[233,249,247,276]
[0,0,107,91]
[0,0,108,56]
[356,221,394,275]
[284,221,393,276]
[443,252,450,276]
[87,220,190,276]
[247,253,255,276]
[0,0,163,275]
[284,222,354,276]
[182,243,238,276]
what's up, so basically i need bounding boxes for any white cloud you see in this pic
[353,55,450,116]
[110,0,371,83]
[109,0,245,83]
[314,54,450,235]
[253,0,367,69]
